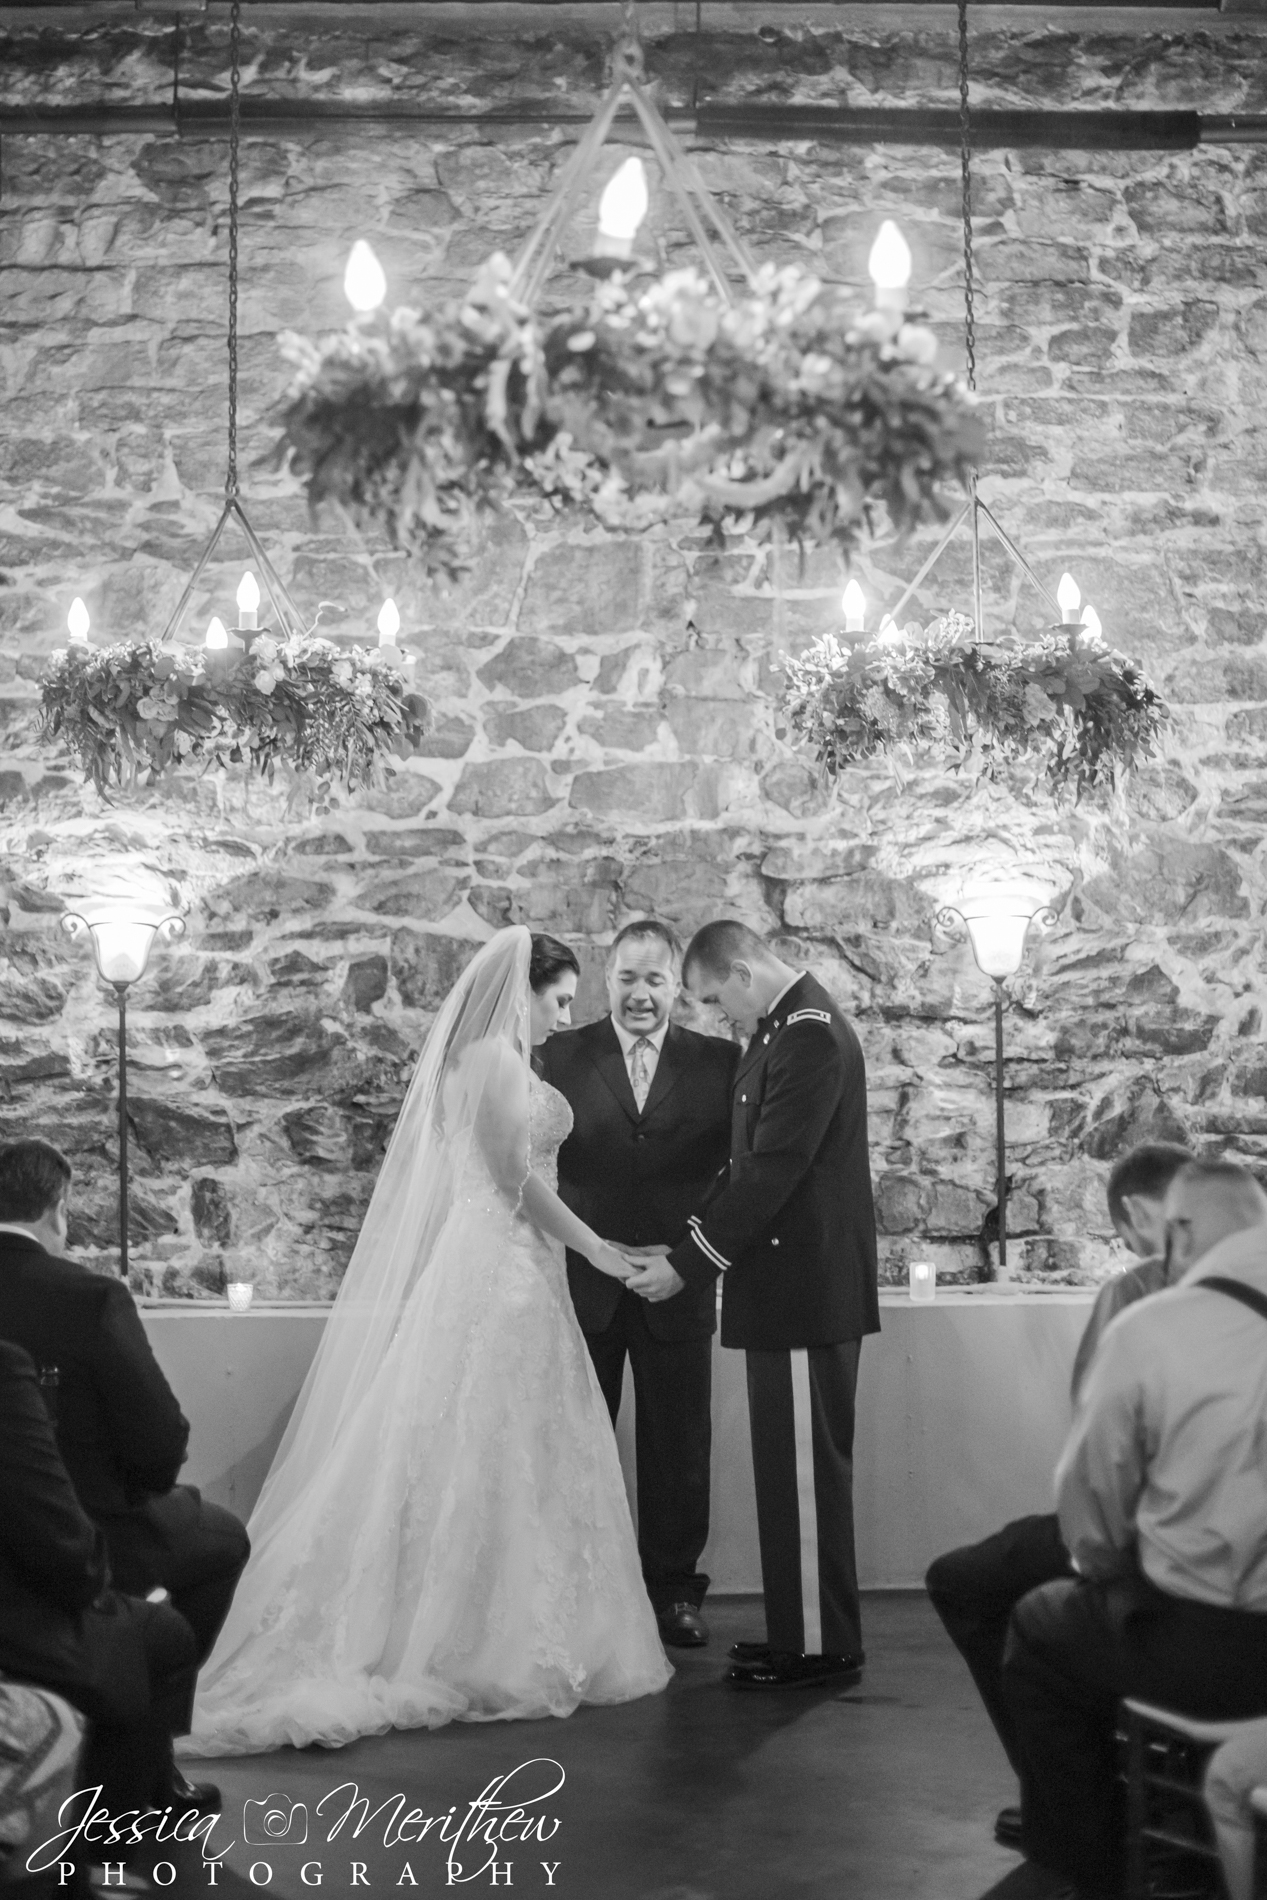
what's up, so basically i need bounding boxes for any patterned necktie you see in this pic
[630,1036,654,1113]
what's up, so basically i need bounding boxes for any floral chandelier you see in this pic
[269,22,984,579]
[40,0,430,794]
[778,0,1170,802]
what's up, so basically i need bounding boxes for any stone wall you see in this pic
[2,10,1267,1295]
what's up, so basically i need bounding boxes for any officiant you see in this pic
[538,919,738,1648]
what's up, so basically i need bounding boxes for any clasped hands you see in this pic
[589,1241,685,1303]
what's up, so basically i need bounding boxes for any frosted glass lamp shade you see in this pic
[62,907,185,987]
[949,886,1053,980]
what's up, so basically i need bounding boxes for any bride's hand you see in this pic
[589,1241,636,1283]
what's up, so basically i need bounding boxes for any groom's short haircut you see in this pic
[0,1138,72,1222]
[683,920,769,983]
[607,919,680,966]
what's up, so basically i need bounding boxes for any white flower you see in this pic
[254,669,278,696]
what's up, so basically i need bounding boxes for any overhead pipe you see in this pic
[0,97,1263,147]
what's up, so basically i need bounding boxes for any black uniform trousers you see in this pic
[745,1341,862,1659]
[96,1486,249,1676]
[585,1292,712,1614]
[925,1511,1073,1778]
[1001,1574,1267,1890]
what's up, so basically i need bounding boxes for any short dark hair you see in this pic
[607,919,680,966]
[0,1139,72,1223]
[529,933,580,994]
[1106,1142,1193,1225]
[682,920,768,982]
[1171,1156,1265,1199]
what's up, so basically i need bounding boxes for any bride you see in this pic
[184,926,672,1755]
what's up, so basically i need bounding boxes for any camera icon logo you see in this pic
[242,1796,309,1846]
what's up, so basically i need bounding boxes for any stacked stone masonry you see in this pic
[2,12,1267,1295]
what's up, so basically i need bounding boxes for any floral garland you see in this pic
[779,612,1168,800]
[273,257,984,579]
[40,633,431,794]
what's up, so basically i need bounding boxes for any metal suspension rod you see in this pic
[2,101,1245,149]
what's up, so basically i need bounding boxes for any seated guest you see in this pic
[1002,1157,1267,1899]
[0,1141,248,1812]
[1203,1717,1267,1900]
[0,1337,200,1832]
[925,1141,1190,1849]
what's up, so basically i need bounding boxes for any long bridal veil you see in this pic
[210,926,532,1638]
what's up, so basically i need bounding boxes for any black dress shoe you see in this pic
[728,1640,771,1663]
[164,1768,222,1814]
[994,1804,1023,1850]
[726,1651,863,1690]
[657,1602,708,1647]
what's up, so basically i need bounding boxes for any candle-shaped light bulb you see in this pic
[205,616,229,651]
[1081,603,1102,642]
[868,220,912,313]
[377,599,401,646]
[1057,572,1081,624]
[595,158,649,260]
[67,598,90,645]
[344,239,387,315]
[236,571,260,631]
[877,613,898,644]
[842,578,867,634]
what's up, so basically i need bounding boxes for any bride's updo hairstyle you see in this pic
[529,933,580,992]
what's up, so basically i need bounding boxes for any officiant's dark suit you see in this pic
[670,969,880,1668]
[539,1011,738,1622]
[0,1227,249,1677]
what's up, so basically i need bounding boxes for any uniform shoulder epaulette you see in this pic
[786,1007,833,1026]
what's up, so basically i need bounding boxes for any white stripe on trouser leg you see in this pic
[790,1349,822,1655]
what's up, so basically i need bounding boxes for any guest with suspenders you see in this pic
[1001,1157,1267,1899]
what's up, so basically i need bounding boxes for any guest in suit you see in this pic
[628,920,880,1690]
[0,1139,248,1812]
[538,919,738,1647]
[0,1336,199,1825]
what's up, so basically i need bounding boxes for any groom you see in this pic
[538,919,738,1648]
[627,921,879,1689]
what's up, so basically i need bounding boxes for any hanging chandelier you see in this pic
[779,0,1169,802]
[38,0,430,795]
[268,11,984,580]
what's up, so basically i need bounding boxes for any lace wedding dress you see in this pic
[185,1068,671,1755]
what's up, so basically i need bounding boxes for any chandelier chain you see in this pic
[957,0,976,394]
[226,0,241,499]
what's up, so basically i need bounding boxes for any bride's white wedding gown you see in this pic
[185,1072,671,1755]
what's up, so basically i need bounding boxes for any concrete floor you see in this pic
[106,1594,1031,1899]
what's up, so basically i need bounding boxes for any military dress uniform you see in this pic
[668,971,880,1661]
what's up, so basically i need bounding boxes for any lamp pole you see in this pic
[937,893,1056,1280]
[115,980,130,1279]
[61,906,184,1283]
[992,978,1007,1270]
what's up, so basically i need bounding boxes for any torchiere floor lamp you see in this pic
[61,903,185,1279]
[936,887,1055,1274]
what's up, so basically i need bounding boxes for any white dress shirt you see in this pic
[611,1016,670,1098]
[1055,1221,1267,1609]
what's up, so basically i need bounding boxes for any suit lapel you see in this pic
[586,1017,640,1124]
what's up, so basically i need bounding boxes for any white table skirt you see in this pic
[140,1288,1093,1591]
